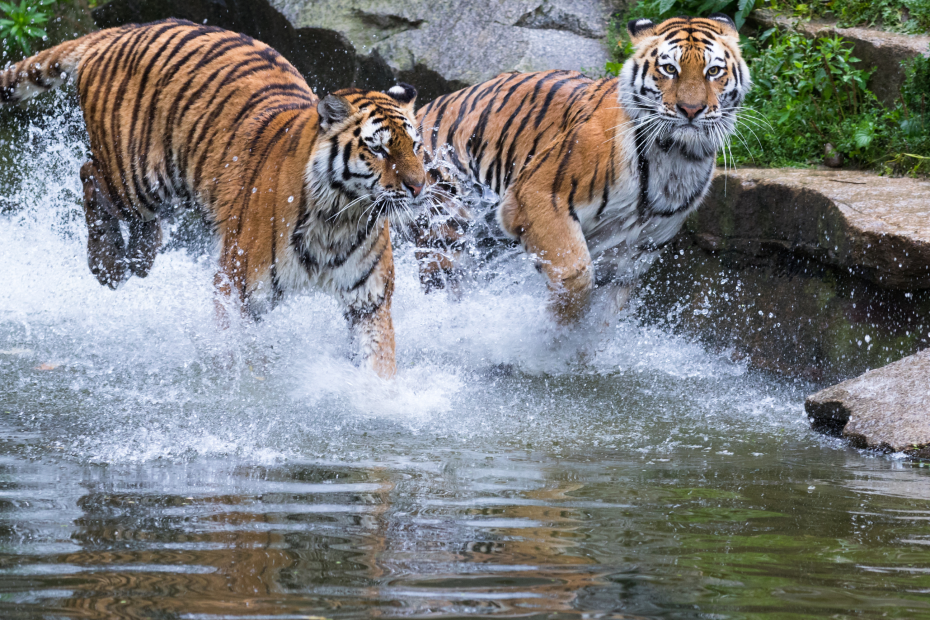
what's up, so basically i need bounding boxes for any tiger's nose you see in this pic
[677,103,705,121]
[404,181,423,197]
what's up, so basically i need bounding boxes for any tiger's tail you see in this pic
[0,32,104,104]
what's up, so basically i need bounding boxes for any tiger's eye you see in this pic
[662,64,677,76]
[707,66,722,77]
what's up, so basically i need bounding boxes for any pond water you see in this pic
[1,100,929,619]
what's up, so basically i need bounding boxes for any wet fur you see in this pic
[0,20,426,377]
[415,15,750,321]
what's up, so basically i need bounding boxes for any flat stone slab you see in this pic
[806,348,930,454]
[750,10,930,105]
[692,167,930,289]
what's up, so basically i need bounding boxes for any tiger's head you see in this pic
[311,83,427,227]
[619,14,751,157]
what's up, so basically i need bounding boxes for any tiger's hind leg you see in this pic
[80,161,127,289]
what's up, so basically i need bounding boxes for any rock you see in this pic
[639,232,930,383]
[823,143,842,168]
[749,9,930,106]
[806,348,930,454]
[267,0,613,98]
[637,167,930,382]
[93,0,616,103]
[690,167,930,290]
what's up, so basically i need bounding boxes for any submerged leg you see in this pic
[80,160,126,289]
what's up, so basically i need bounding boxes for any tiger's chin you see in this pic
[665,122,731,159]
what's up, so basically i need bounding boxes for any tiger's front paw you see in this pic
[85,208,127,289]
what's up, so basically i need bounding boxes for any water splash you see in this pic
[0,96,812,464]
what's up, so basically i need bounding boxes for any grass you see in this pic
[728,29,930,173]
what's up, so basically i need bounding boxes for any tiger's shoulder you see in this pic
[417,70,617,197]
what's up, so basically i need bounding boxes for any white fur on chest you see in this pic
[571,131,714,285]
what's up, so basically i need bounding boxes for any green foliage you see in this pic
[632,0,762,29]
[769,0,930,34]
[0,0,56,55]
[728,28,930,175]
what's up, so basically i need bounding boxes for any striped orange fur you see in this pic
[416,15,750,322]
[1,19,427,377]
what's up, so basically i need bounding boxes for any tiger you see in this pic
[0,19,427,378]
[415,14,751,323]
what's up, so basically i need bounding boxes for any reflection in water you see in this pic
[0,92,929,619]
[1,450,930,618]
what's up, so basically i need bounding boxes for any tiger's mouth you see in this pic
[662,119,732,158]
[373,190,417,224]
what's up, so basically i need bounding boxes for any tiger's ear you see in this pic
[385,83,417,114]
[318,94,355,130]
[707,12,738,37]
[627,18,656,46]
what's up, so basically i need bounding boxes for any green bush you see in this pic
[630,0,762,29]
[0,0,97,58]
[0,0,56,55]
[729,28,930,174]
[769,0,930,34]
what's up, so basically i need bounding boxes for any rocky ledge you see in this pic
[691,167,930,290]
[639,167,930,455]
[806,349,930,457]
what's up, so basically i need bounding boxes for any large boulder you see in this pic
[267,0,614,98]
[93,0,617,103]
[806,348,930,456]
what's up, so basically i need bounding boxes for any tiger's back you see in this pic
[418,70,619,202]
[68,19,316,220]
[1,19,428,378]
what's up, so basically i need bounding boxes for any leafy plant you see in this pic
[0,0,56,55]
[728,27,930,174]
[767,0,930,34]
[629,0,762,29]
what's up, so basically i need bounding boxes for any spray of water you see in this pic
[0,94,812,464]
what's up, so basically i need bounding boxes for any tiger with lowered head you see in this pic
[416,14,751,323]
[0,19,427,378]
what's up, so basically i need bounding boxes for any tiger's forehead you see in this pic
[650,17,733,65]
[353,104,419,147]
[655,38,726,65]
